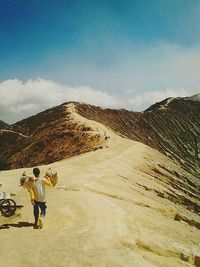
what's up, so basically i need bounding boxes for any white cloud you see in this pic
[124,88,136,94]
[0,78,122,123]
[128,88,188,107]
[0,78,194,124]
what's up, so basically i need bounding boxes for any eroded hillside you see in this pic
[0,103,107,170]
[75,97,200,177]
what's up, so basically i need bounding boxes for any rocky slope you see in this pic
[76,96,200,177]
[0,103,105,170]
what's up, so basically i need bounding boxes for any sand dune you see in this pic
[0,114,200,267]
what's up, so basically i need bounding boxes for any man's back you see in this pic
[29,176,52,202]
[33,178,46,202]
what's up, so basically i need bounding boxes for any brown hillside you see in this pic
[75,98,200,177]
[0,103,105,170]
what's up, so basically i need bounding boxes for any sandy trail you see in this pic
[0,110,200,267]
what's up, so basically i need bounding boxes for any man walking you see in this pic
[29,167,52,229]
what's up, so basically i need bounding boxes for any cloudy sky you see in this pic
[0,0,200,123]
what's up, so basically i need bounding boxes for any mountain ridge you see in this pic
[75,98,200,177]
[0,97,199,177]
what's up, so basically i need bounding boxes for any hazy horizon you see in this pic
[0,0,200,123]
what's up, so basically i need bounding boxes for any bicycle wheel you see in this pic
[0,199,17,217]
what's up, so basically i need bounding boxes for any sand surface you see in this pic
[0,108,200,267]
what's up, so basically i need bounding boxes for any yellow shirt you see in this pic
[28,177,52,202]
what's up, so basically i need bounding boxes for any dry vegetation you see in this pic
[0,103,106,170]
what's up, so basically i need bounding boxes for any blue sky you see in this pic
[0,0,200,123]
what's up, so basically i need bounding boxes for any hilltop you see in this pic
[0,103,106,170]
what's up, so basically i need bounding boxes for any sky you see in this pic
[0,0,200,123]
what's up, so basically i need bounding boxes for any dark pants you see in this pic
[33,201,47,225]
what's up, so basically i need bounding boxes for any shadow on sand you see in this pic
[0,221,34,230]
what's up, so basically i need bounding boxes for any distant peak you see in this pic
[184,93,200,102]
[0,120,9,128]
[145,97,174,112]
[60,101,84,107]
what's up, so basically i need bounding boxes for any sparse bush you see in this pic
[82,126,93,131]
